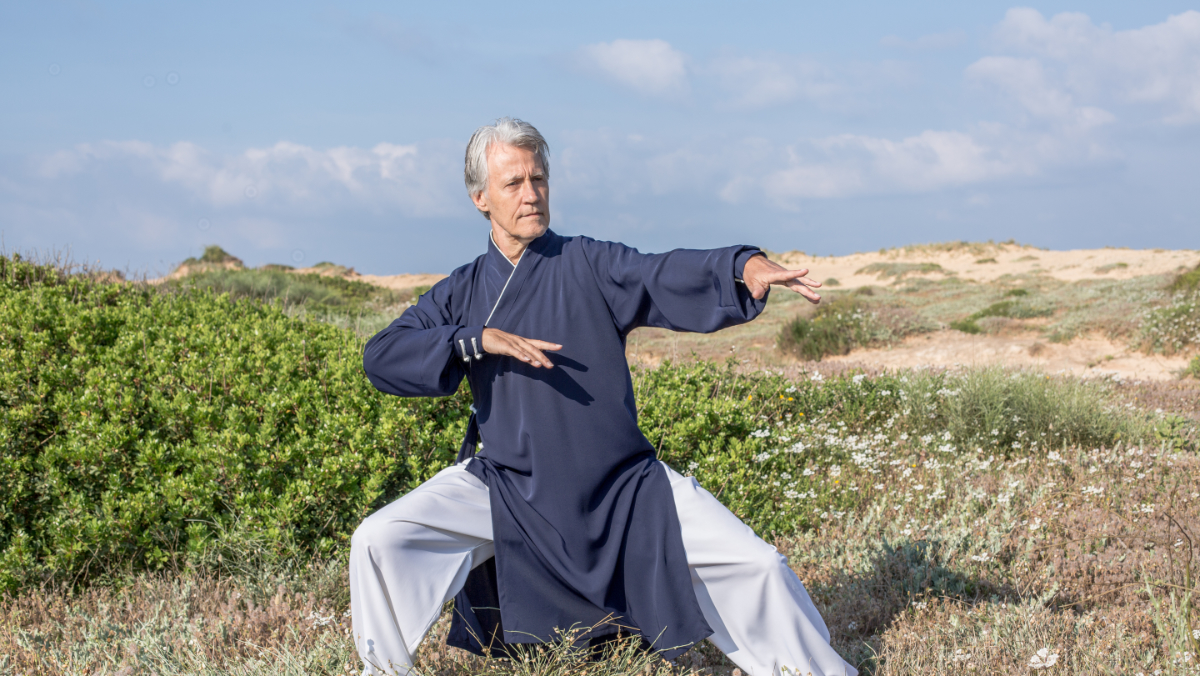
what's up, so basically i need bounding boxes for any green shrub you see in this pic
[0,254,466,593]
[950,299,1054,334]
[856,262,947,281]
[180,245,243,267]
[1185,355,1200,380]
[1169,263,1200,294]
[1140,296,1200,354]
[776,297,876,361]
[169,268,402,315]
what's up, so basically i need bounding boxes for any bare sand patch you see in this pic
[354,272,446,292]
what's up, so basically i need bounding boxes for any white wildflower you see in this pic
[751,429,771,438]
[1029,648,1059,669]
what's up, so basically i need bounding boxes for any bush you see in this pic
[950,299,1054,334]
[856,262,946,281]
[0,254,467,593]
[1168,263,1200,295]
[1140,295,1200,354]
[169,268,404,315]
[776,296,878,360]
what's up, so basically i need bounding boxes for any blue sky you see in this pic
[2,1,1198,275]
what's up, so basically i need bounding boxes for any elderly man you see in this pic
[352,118,856,676]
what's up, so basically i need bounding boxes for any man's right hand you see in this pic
[481,328,562,368]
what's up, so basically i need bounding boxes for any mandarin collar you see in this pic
[486,228,555,270]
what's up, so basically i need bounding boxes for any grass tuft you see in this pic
[1170,262,1200,295]
[950,299,1054,334]
[856,262,948,281]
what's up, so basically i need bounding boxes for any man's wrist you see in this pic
[734,249,766,283]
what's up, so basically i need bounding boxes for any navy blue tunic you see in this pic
[362,230,766,658]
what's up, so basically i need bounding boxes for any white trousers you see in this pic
[349,461,857,676]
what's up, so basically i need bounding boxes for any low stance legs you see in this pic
[349,462,855,676]
[349,464,494,675]
[663,465,856,676]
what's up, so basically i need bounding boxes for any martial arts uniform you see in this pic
[353,231,857,676]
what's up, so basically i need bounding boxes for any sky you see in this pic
[2,1,1199,276]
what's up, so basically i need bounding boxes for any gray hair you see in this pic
[464,117,550,219]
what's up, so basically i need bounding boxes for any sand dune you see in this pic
[773,242,1199,288]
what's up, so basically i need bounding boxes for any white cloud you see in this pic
[35,139,463,216]
[576,39,690,98]
[966,56,1115,132]
[989,8,1200,123]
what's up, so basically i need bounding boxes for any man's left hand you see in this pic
[742,254,822,303]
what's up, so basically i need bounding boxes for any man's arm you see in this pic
[362,280,480,397]
[580,238,769,336]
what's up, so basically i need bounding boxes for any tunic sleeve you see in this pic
[362,279,485,398]
[580,238,769,336]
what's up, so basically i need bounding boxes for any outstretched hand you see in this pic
[742,254,822,303]
[482,328,562,368]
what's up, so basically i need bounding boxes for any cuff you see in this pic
[451,325,486,363]
[734,248,765,282]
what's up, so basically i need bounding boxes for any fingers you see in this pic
[526,339,563,351]
[785,278,822,304]
[766,268,819,285]
[484,329,562,368]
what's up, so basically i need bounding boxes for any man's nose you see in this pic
[521,182,541,202]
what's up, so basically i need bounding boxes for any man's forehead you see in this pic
[487,142,544,174]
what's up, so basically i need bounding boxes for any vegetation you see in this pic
[0,253,462,594]
[1140,264,1200,355]
[2,252,1198,675]
[168,267,404,314]
[856,261,948,281]
[1170,262,1200,295]
[949,298,1055,334]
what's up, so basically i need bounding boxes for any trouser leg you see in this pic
[665,463,857,676]
[349,463,494,676]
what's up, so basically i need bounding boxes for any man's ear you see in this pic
[471,189,490,214]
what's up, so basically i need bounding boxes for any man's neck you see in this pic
[490,223,532,266]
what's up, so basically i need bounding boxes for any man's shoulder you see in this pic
[556,233,636,256]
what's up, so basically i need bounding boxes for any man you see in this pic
[352,118,856,676]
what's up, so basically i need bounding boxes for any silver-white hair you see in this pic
[464,117,550,219]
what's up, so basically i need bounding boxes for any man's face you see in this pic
[473,142,550,244]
